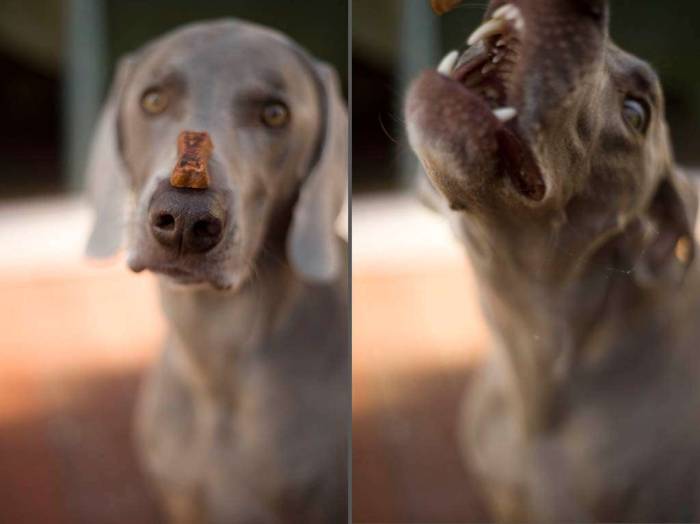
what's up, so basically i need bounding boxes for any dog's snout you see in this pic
[149,187,226,255]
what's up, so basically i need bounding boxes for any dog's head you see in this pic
[407,1,697,286]
[85,20,347,290]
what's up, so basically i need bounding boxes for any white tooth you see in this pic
[493,107,517,122]
[506,6,523,22]
[492,4,525,32]
[492,3,517,20]
[496,38,508,47]
[467,18,508,46]
[437,50,459,75]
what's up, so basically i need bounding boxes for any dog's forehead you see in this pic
[136,20,312,89]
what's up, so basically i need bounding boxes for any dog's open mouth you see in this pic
[448,4,524,116]
[436,2,546,201]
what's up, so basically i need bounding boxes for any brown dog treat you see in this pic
[170,130,214,189]
[431,0,462,15]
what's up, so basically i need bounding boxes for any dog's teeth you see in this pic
[437,50,459,76]
[492,3,517,20]
[494,3,524,28]
[467,18,508,46]
[491,3,525,34]
[493,107,517,122]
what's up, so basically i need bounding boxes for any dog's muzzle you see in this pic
[148,180,227,255]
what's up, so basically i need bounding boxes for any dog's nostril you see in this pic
[149,210,182,250]
[154,213,176,231]
[193,218,222,239]
[185,216,224,254]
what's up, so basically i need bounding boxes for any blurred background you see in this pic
[351,1,700,522]
[0,1,346,522]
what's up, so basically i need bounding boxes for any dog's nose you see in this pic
[149,187,226,254]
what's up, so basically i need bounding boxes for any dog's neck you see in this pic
[156,252,305,399]
[462,213,700,431]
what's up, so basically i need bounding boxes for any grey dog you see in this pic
[407,0,700,522]
[85,20,348,523]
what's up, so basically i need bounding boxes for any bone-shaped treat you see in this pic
[170,130,214,189]
[430,0,462,15]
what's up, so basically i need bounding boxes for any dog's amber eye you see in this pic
[261,102,290,128]
[622,98,649,133]
[141,88,169,115]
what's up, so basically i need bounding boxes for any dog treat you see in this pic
[170,130,214,189]
[431,0,462,15]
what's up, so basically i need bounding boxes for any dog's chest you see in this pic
[468,366,700,522]
[137,341,346,521]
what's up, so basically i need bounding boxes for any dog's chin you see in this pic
[157,268,246,292]
[160,274,239,292]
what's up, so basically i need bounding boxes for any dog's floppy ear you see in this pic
[288,63,347,282]
[85,56,135,259]
[637,169,698,285]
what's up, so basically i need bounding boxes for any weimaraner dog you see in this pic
[407,1,700,522]
[84,20,348,523]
